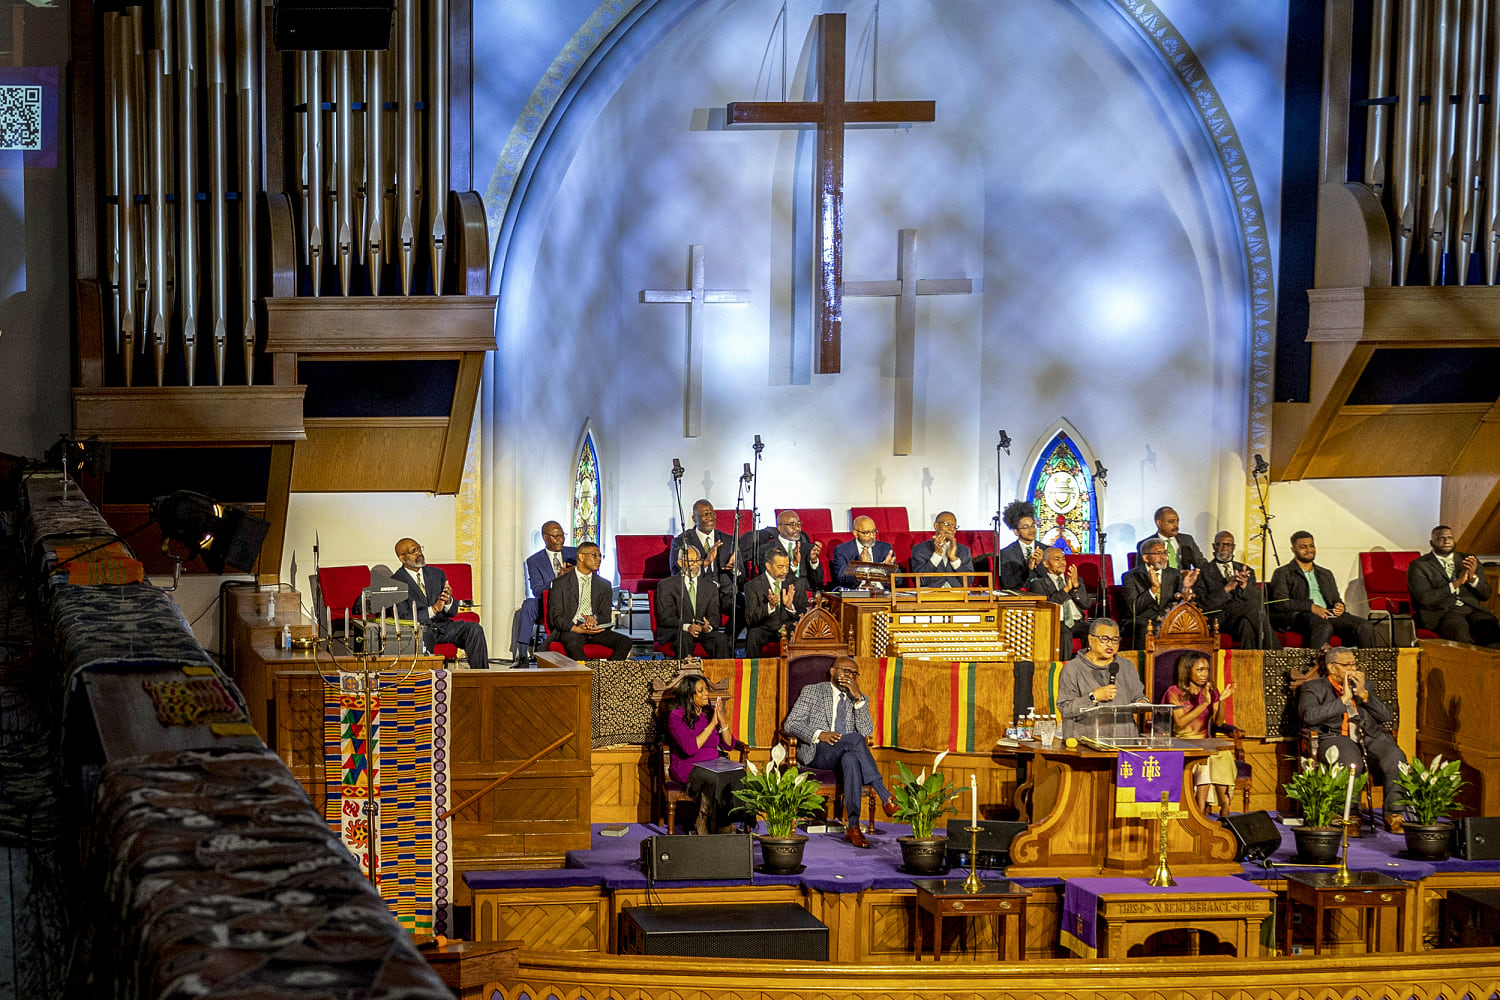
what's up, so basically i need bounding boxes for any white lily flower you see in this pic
[932,750,949,772]
[770,743,787,767]
[917,769,927,785]
[745,759,759,777]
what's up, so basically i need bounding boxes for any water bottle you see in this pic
[266,594,276,622]
[281,624,292,650]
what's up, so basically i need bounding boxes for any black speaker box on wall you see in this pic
[639,833,753,881]
[1454,817,1500,861]
[1221,810,1282,862]
[273,1,396,50]
[620,903,828,960]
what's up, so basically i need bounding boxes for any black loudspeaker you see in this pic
[273,1,396,50]
[1221,811,1282,862]
[1454,817,1500,860]
[639,834,752,881]
[620,903,828,960]
[943,819,1027,870]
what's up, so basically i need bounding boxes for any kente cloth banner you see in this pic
[1115,750,1185,818]
[1061,876,1270,958]
[866,658,1008,752]
[48,541,145,585]
[326,670,453,937]
[715,658,778,748]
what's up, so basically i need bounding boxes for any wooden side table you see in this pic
[911,878,1029,961]
[1284,870,1409,955]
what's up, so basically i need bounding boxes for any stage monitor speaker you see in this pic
[1454,817,1500,861]
[273,1,396,50]
[620,903,828,960]
[640,833,752,882]
[1221,810,1282,862]
[943,819,1026,870]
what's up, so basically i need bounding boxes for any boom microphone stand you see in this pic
[1251,453,1279,649]
[991,430,1011,580]
[727,460,754,652]
[670,458,686,535]
[1089,460,1109,617]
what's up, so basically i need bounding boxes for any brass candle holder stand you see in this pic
[963,824,984,893]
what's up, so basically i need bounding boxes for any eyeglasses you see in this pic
[1091,634,1122,645]
[780,520,801,528]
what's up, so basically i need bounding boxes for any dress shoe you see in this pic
[882,794,899,818]
[844,825,871,849]
[1385,814,1404,834]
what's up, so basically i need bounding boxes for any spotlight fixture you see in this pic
[150,491,271,574]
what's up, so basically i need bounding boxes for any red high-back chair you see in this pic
[428,562,480,660]
[850,506,910,534]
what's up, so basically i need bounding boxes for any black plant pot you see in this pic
[756,834,809,873]
[898,835,948,874]
[1403,822,1453,860]
[1292,825,1343,864]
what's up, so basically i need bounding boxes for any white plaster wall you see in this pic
[280,491,460,593]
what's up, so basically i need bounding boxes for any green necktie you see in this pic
[1166,541,1178,569]
[687,576,697,609]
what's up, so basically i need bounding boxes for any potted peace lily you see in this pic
[890,751,963,874]
[732,743,826,873]
[1283,757,1368,863]
[1392,755,1466,860]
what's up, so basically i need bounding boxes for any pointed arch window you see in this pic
[1025,431,1096,553]
[572,431,601,546]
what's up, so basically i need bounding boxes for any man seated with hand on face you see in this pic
[782,656,899,848]
[545,541,633,660]
[393,538,489,667]
[909,511,974,587]
[1297,645,1407,832]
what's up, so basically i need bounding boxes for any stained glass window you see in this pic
[1025,432,1096,553]
[572,431,600,546]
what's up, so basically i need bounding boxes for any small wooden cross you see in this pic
[726,12,935,375]
[846,228,973,455]
[640,244,750,438]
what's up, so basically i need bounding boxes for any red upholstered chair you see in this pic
[889,531,917,571]
[778,508,834,535]
[540,589,621,660]
[316,565,371,635]
[428,563,480,660]
[615,534,673,631]
[956,530,997,565]
[1360,549,1441,639]
[850,506,910,534]
[715,509,754,536]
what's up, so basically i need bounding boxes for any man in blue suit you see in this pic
[908,511,974,588]
[516,521,576,658]
[829,515,896,589]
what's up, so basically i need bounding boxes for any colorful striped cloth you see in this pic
[864,658,1010,752]
[708,658,778,748]
[48,541,146,585]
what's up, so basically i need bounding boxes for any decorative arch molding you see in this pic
[1021,419,1102,554]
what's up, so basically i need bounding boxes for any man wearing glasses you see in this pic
[783,656,899,848]
[830,515,896,589]
[1055,618,1146,739]
[909,511,974,588]
[749,510,823,590]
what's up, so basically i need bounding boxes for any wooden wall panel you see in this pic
[290,419,447,491]
[1304,406,1487,478]
[472,889,609,953]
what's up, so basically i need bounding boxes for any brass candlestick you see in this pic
[1148,790,1176,887]
[1331,823,1353,885]
[963,824,984,893]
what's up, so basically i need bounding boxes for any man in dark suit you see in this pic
[517,520,576,657]
[1028,546,1093,659]
[655,546,730,658]
[393,537,489,667]
[1136,506,1205,572]
[1269,531,1378,648]
[1122,538,1196,648]
[997,500,1045,591]
[743,550,808,657]
[829,515,895,589]
[545,541,632,660]
[1194,530,1278,649]
[1298,646,1407,831]
[669,498,739,620]
[749,510,823,591]
[909,511,974,587]
[782,656,898,848]
[1407,524,1500,647]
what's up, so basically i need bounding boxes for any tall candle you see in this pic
[1341,763,1356,823]
[970,774,978,826]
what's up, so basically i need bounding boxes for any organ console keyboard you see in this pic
[829,576,1059,663]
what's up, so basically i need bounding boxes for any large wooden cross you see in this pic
[846,229,973,456]
[639,244,750,438]
[726,12,935,374]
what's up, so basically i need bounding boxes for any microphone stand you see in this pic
[991,431,1009,581]
[728,466,751,654]
[670,461,686,535]
[1252,461,1278,580]
[1089,460,1109,617]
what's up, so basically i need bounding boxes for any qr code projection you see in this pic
[0,85,43,151]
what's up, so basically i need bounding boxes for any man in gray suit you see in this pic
[782,656,898,848]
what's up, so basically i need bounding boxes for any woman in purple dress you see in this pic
[665,674,741,834]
